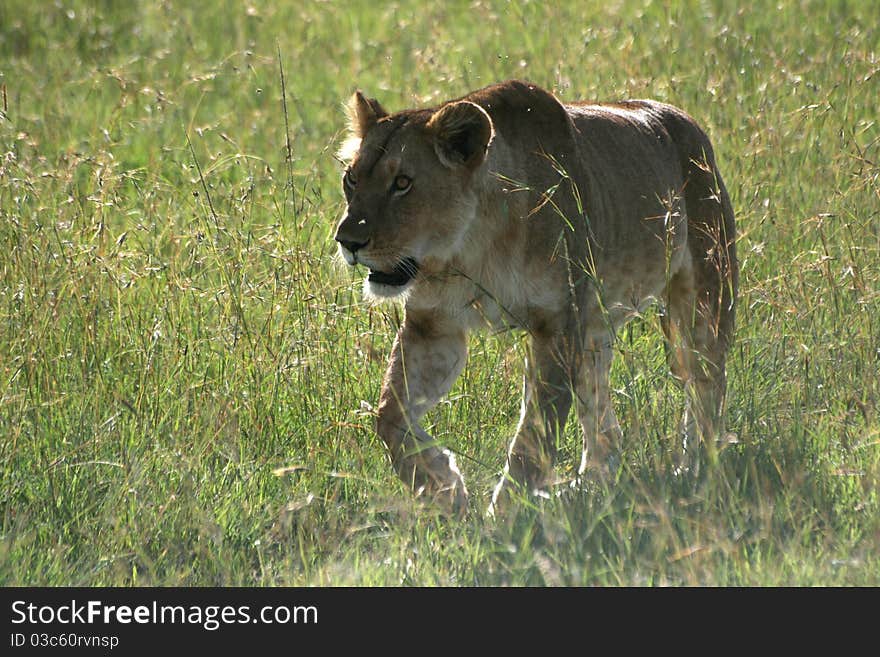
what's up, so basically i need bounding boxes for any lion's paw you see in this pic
[399,446,469,519]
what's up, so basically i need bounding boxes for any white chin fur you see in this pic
[338,245,356,266]
[364,278,413,301]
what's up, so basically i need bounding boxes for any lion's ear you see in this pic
[427,101,494,169]
[346,90,388,138]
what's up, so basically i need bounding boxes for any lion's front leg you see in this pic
[375,317,469,517]
[489,332,576,516]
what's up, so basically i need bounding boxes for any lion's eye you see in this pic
[392,175,412,194]
[343,168,357,191]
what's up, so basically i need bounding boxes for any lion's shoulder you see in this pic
[459,80,574,146]
[461,80,567,117]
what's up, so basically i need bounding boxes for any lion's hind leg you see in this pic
[661,188,737,473]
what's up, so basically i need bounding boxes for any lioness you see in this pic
[334,80,737,517]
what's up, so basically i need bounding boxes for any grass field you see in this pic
[1,0,878,586]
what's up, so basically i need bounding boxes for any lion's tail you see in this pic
[660,105,738,355]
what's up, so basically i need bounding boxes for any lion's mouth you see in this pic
[367,258,419,287]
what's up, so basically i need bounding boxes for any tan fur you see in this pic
[334,80,738,517]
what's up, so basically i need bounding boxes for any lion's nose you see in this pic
[336,238,369,254]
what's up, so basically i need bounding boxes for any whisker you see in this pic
[398,257,419,278]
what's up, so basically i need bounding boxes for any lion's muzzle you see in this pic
[367,257,419,287]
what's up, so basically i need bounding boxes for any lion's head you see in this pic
[334,91,494,299]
